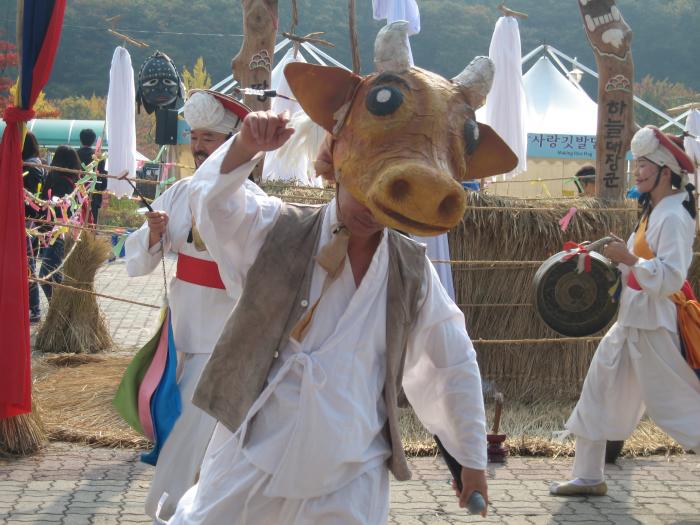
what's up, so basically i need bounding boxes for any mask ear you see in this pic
[284,63,362,133]
[465,123,519,179]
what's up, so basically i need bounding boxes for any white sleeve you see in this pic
[630,213,694,297]
[402,260,487,471]
[189,135,283,299]
[124,187,175,277]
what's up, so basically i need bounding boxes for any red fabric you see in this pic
[0,122,31,418]
[562,241,592,272]
[0,1,67,419]
[176,253,226,289]
[626,273,696,301]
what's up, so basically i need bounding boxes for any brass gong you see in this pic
[533,239,620,337]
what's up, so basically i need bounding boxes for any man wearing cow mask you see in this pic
[125,90,252,522]
[167,22,517,525]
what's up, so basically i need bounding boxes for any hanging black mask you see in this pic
[136,51,184,114]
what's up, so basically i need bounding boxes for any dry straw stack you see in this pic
[449,192,639,402]
[35,233,113,354]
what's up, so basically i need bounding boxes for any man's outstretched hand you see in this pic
[452,467,489,517]
[221,110,295,173]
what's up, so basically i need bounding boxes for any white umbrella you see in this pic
[106,46,137,197]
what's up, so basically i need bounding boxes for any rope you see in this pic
[458,303,532,308]
[465,206,637,213]
[431,259,543,267]
[29,277,161,309]
[23,162,176,186]
[472,336,602,345]
[28,217,135,235]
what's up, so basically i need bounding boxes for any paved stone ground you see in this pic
[1,444,699,524]
[12,256,700,524]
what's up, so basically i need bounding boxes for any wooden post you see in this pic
[231,0,278,181]
[232,0,278,112]
[578,0,634,201]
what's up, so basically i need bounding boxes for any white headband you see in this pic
[631,126,682,175]
[183,92,241,134]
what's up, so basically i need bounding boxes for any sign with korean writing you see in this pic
[527,133,596,159]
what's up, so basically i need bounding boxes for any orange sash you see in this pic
[630,217,700,369]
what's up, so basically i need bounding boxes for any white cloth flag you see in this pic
[685,109,700,193]
[106,46,137,197]
[262,48,324,187]
[484,16,528,179]
[372,0,420,66]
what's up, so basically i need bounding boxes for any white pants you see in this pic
[167,425,390,525]
[567,323,700,480]
[145,353,217,521]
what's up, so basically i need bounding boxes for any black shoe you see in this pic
[29,312,41,324]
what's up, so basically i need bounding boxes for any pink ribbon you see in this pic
[559,207,577,232]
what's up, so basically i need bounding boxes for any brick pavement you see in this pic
[1,443,699,524]
[15,252,700,524]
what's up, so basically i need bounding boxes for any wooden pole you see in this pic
[231,0,278,182]
[577,0,635,201]
[232,0,278,112]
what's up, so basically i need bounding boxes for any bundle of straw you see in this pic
[35,233,113,354]
[33,355,148,448]
[449,193,638,401]
[0,402,46,456]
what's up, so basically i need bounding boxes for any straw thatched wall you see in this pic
[449,193,640,402]
[268,186,700,402]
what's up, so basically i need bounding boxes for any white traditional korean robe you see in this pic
[125,178,240,520]
[167,137,487,525]
[566,191,700,479]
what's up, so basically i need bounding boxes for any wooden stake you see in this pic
[578,0,635,201]
[231,0,279,181]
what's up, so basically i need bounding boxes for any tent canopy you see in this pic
[522,56,597,136]
[0,118,106,148]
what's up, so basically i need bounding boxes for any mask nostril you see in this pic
[389,178,411,202]
[438,193,462,218]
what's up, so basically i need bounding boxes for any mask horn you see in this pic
[452,56,495,109]
[374,21,412,73]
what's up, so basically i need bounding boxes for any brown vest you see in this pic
[192,202,426,481]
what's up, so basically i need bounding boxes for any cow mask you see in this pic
[284,21,517,236]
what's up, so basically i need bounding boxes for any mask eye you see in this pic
[142,79,159,87]
[162,79,177,86]
[464,118,480,155]
[365,85,403,116]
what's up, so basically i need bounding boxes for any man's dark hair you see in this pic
[575,165,595,182]
[22,131,40,160]
[79,128,97,147]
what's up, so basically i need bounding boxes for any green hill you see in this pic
[4,0,700,98]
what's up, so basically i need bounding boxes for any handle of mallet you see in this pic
[492,392,503,434]
[433,436,486,515]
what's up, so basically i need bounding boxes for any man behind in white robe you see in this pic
[166,110,489,524]
[125,90,249,521]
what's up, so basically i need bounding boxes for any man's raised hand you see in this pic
[238,110,295,153]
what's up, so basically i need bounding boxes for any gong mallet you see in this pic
[433,436,487,515]
[487,392,508,463]
[117,170,154,212]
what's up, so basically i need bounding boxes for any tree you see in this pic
[0,37,19,116]
[635,75,699,127]
[54,94,106,120]
[8,83,60,118]
[181,57,212,92]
